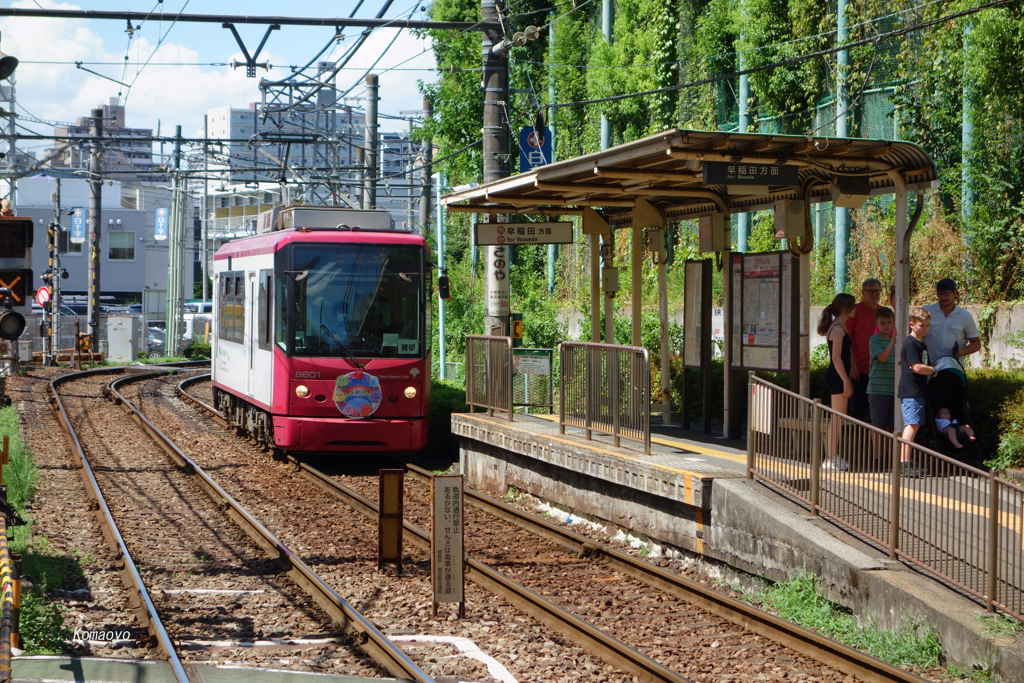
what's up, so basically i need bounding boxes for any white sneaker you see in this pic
[822,458,849,472]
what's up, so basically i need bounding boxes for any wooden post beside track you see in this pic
[431,474,465,619]
[378,469,404,575]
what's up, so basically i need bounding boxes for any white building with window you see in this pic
[15,175,197,324]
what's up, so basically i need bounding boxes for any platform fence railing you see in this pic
[465,335,514,421]
[747,373,1024,619]
[559,341,650,454]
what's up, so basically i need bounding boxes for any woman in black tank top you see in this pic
[817,293,856,471]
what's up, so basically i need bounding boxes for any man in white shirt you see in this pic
[922,278,981,362]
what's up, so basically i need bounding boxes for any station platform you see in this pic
[451,411,1024,682]
[12,656,392,683]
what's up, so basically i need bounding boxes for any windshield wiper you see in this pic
[319,323,365,370]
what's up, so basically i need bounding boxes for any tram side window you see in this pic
[217,273,228,342]
[258,269,273,350]
[218,271,246,344]
[233,276,245,343]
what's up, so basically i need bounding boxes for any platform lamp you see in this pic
[0,33,19,81]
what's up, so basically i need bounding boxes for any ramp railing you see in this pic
[465,335,514,421]
[559,342,651,454]
[748,373,1024,620]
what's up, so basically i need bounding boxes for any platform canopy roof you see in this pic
[442,129,939,226]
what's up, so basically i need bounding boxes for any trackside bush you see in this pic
[423,378,468,467]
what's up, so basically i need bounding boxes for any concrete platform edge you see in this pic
[455,418,1024,682]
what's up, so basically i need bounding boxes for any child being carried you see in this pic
[935,407,976,449]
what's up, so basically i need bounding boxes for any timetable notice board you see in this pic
[734,251,793,371]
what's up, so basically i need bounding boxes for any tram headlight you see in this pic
[404,386,417,399]
[295,384,310,398]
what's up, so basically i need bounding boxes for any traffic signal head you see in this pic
[0,217,32,258]
[0,309,24,340]
[0,287,24,340]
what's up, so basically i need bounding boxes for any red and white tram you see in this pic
[211,206,430,453]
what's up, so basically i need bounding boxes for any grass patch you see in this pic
[19,590,72,654]
[978,613,1024,637]
[0,404,79,654]
[758,572,943,669]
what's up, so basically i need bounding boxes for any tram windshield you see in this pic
[276,243,425,359]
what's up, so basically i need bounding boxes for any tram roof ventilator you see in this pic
[257,205,400,234]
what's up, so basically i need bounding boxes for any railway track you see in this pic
[49,365,434,683]
[176,373,933,683]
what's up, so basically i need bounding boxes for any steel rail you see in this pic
[0,8,497,30]
[109,371,435,683]
[179,373,932,682]
[49,364,205,683]
[176,374,693,683]
[401,463,929,683]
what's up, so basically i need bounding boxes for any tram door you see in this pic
[247,275,256,396]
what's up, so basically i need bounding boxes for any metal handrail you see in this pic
[747,373,1024,619]
[465,335,514,421]
[559,341,651,454]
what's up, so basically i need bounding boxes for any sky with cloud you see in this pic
[1,0,440,159]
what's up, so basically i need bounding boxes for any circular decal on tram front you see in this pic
[333,371,383,418]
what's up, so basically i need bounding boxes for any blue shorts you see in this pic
[901,398,926,426]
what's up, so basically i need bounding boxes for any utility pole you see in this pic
[48,179,63,365]
[87,107,102,353]
[600,0,612,150]
[436,173,446,380]
[166,125,185,356]
[363,73,379,209]
[835,0,850,292]
[962,23,975,221]
[202,114,209,303]
[406,116,415,229]
[5,74,15,215]
[737,25,750,253]
[547,13,557,294]
[599,2,615,343]
[418,97,433,236]
[482,0,510,336]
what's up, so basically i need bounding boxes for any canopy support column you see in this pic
[583,208,610,342]
[631,224,642,345]
[892,176,910,433]
[654,228,671,425]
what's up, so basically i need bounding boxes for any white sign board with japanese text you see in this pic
[474,222,574,246]
[431,475,464,605]
[513,349,549,375]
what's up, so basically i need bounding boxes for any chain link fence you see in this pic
[18,314,147,361]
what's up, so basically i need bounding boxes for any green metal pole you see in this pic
[835,0,850,293]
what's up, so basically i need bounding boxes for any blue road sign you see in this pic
[519,126,552,172]
[70,207,85,244]
[155,206,168,241]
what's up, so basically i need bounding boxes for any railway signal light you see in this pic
[437,272,450,301]
[0,287,24,341]
[0,217,32,259]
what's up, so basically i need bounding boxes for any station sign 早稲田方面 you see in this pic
[703,161,799,186]
[474,222,574,246]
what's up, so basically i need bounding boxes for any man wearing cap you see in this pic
[922,278,981,362]
[845,278,883,422]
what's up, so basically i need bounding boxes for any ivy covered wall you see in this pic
[416,0,1024,370]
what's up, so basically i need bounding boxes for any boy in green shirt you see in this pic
[868,306,897,433]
